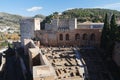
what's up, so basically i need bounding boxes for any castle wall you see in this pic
[45,23,52,31]
[69,18,77,30]
[34,18,41,31]
[20,18,41,46]
[51,19,58,31]
[45,18,77,31]
[23,39,57,80]
[35,29,102,47]
[21,18,103,47]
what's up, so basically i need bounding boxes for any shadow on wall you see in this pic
[32,53,41,66]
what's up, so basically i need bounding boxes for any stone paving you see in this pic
[39,47,114,80]
[41,47,83,80]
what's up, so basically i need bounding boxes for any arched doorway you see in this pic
[66,34,69,40]
[83,33,88,40]
[90,33,96,46]
[59,34,63,40]
[82,33,88,46]
[75,33,80,41]
[90,33,95,40]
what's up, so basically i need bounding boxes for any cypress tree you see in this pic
[101,14,119,57]
[110,14,117,41]
[116,26,120,41]
[108,14,118,55]
[100,13,110,49]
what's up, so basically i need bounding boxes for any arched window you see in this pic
[66,34,69,40]
[75,33,80,40]
[83,33,88,40]
[59,34,63,40]
[90,33,95,40]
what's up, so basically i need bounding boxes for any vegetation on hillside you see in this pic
[33,14,45,19]
[0,12,45,28]
[41,8,120,29]
[0,12,24,28]
[62,8,120,22]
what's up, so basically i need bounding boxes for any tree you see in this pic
[110,14,117,41]
[101,14,119,57]
[107,14,117,54]
[100,14,110,49]
[116,26,120,41]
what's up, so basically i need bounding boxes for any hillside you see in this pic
[0,12,24,28]
[0,12,45,28]
[1,8,120,29]
[42,8,120,27]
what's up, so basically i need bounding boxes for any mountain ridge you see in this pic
[0,12,45,28]
[1,8,120,29]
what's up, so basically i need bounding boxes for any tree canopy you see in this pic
[41,8,120,29]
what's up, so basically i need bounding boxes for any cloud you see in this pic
[94,3,120,11]
[27,6,43,12]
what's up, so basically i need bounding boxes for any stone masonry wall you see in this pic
[35,29,102,47]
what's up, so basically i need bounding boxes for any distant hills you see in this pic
[1,8,120,29]
[0,12,23,28]
[0,12,45,28]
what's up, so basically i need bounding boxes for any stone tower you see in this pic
[20,18,41,46]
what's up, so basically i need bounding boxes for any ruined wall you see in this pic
[45,19,58,31]
[20,18,41,46]
[58,19,69,27]
[35,30,57,46]
[69,18,77,30]
[20,19,34,46]
[45,18,76,31]
[45,23,52,31]
[57,29,102,47]
[23,39,57,80]
[34,18,41,31]
[35,29,102,47]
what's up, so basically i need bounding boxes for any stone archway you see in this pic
[90,33,96,46]
[75,33,80,41]
[90,33,95,40]
[66,34,69,40]
[83,33,88,40]
[59,34,63,40]
[82,33,88,46]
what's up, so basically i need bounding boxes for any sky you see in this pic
[0,0,120,16]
